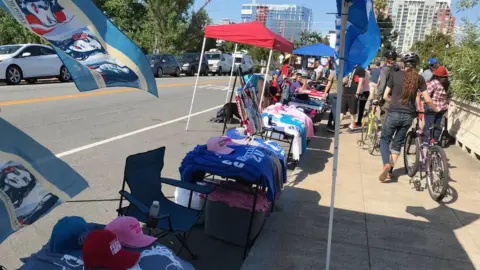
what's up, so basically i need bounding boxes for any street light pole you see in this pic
[445,43,450,58]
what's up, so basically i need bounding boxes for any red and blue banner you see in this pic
[0,0,158,96]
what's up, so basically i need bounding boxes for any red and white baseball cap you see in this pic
[105,216,157,248]
[82,229,140,269]
[207,137,234,155]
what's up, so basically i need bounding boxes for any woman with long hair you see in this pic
[424,66,450,141]
[379,52,440,181]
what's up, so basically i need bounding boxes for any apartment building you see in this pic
[387,0,454,53]
[240,3,313,42]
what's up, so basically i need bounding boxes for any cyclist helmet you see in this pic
[428,57,438,65]
[383,50,397,60]
[401,52,420,66]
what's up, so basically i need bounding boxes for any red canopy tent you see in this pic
[186,21,294,130]
[204,21,294,53]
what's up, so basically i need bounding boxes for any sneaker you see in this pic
[348,123,358,131]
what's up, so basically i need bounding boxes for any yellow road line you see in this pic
[0,80,228,107]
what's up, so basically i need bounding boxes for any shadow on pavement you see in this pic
[289,126,333,187]
[242,185,480,270]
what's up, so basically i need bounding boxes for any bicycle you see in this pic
[403,111,450,202]
[358,99,380,155]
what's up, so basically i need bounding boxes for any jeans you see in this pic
[356,91,370,125]
[379,111,414,165]
[328,93,337,126]
[423,104,446,142]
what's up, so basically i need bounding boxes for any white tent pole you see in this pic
[258,49,273,110]
[225,43,238,103]
[326,1,349,270]
[186,37,207,131]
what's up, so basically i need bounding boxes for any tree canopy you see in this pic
[294,31,330,48]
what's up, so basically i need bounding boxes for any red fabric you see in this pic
[204,21,294,53]
[281,65,289,76]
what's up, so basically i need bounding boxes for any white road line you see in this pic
[55,105,223,158]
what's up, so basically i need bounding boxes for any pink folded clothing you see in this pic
[207,183,270,212]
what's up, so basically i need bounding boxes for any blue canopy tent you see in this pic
[326,0,380,269]
[293,43,336,57]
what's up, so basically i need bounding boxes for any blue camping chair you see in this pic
[117,147,213,259]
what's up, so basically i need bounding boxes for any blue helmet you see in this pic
[428,57,438,65]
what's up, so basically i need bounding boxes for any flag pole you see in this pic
[186,37,207,131]
[326,1,349,269]
[226,43,238,102]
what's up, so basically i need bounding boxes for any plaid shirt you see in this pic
[427,79,449,111]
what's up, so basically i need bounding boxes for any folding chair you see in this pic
[117,147,214,259]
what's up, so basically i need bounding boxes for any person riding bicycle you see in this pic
[424,65,450,142]
[378,52,440,182]
[377,50,400,120]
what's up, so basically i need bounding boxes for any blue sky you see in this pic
[194,0,480,35]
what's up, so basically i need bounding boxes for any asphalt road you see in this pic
[0,75,240,268]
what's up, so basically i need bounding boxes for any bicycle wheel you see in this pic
[360,111,369,143]
[367,119,379,155]
[403,130,420,177]
[426,145,449,201]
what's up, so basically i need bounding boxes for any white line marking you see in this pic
[55,105,223,158]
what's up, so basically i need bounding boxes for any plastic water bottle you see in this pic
[147,201,160,228]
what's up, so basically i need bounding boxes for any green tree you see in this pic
[373,0,397,53]
[94,0,155,54]
[410,31,453,65]
[377,14,397,52]
[294,31,329,48]
[0,9,43,45]
[181,9,214,52]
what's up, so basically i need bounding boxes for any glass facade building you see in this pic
[240,4,313,42]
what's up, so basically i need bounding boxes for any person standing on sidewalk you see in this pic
[377,51,400,123]
[324,59,337,132]
[340,64,366,131]
[379,52,440,182]
[369,62,381,96]
[424,66,450,142]
[356,66,372,126]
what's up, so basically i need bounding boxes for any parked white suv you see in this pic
[0,44,71,85]
[233,53,253,74]
[205,50,233,76]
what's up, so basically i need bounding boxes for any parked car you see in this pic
[233,53,254,74]
[147,53,181,78]
[0,44,71,85]
[179,53,209,76]
[205,50,233,76]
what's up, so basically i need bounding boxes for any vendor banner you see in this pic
[0,0,158,96]
[0,118,88,244]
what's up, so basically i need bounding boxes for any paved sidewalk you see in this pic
[242,122,480,270]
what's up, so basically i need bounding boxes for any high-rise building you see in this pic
[240,3,313,42]
[387,0,454,53]
[435,8,455,39]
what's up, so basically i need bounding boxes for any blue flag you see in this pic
[0,118,88,244]
[0,0,158,96]
[335,0,381,77]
